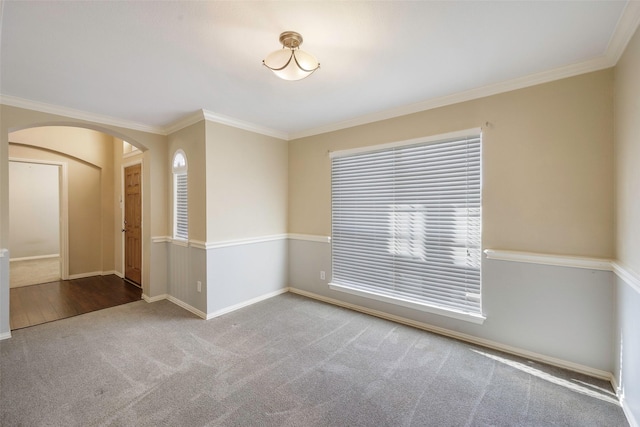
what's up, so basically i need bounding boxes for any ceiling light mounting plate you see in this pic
[279,31,303,49]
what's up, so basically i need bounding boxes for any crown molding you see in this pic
[606,1,640,65]
[290,3,640,141]
[0,94,164,135]
[289,55,615,140]
[162,110,205,135]
[163,109,288,140]
[2,3,638,142]
[199,109,288,140]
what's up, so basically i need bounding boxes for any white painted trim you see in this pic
[484,249,612,271]
[189,240,207,250]
[101,270,120,277]
[0,94,163,135]
[171,239,189,248]
[122,149,142,160]
[329,282,485,324]
[606,1,640,65]
[9,254,59,262]
[1,5,638,143]
[204,234,289,250]
[206,288,289,320]
[330,128,482,158]
[2,3,638,143]
[10,157,69,279]
[0,249,8,258]
[142,293,168,303]
[151,236,172,243]
[166,295,207,319]
[68,271,103,280]
[163,111,204,135]
[612,262,640,295]
[201,109,288,141]
[287,287,613,380]
[0,331,12,341]
[621,395,640,427]
[288,234,331,243]
[164,109,288,140]
[141,293,207,320]
[289,3,640,142]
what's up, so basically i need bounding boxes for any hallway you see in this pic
[9,275,141,329]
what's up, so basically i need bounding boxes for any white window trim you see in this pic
[172,150,188,241]
[330,128,483,324]
[328,282,486,324]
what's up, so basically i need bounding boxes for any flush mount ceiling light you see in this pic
[263,31,320,81]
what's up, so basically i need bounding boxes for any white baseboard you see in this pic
[141,288,288,321]
[68,271,103,280]
[166,295,207,319]
[142,293,168,303]
[206,288,289,320]
[287,287,612,381]
[0,331,12,341]
[141,293,207,319]
[66,271,123,280]
[102,270,122,278]
[621,395,639,427]
[10,254,59,262]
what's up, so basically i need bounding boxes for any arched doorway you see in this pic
[4,124,150,330]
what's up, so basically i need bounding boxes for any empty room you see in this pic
[0,1,639,426]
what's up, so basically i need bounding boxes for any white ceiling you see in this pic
[1,1,639,139]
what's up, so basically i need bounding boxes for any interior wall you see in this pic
[8,144,102,275]
[9,126,116,273]
[287,70,615,373]
[289,69,614,258]
[8,161,60,259]
[613,25,640,426]
[204,121,289,315]
[0,105,170,337]
[168,121,206,242]
[205,121,288,242]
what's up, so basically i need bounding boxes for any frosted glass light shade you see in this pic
[263,48,319,81]
[263,31,320,81]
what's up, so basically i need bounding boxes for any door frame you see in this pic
[8,157,69,280]
[121,159,143,285]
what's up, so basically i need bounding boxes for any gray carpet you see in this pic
[0,293,628,426]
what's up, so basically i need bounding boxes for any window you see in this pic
[172,150,188,241]
[330,129,483,323]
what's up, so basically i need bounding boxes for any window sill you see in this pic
[328,282,486,325]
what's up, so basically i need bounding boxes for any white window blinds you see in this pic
[174,173,188,240]
[331,132,482,319]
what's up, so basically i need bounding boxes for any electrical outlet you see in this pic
[197,281,202,292]
[320,271,325,280]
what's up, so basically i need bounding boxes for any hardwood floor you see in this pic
[9,275,142,330]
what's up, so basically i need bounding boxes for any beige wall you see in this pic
[614,26,640,272]
[205,121,288,242]
[168,121,206,242]
[289,70,614,258]
[9,126,118,274]
[0,105,169,322]
[8,144,103,275]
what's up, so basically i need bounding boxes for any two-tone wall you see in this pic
[288,69,616,373]
[150,117,289,319]
[0,104,169,338]
[614,23,640,427]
